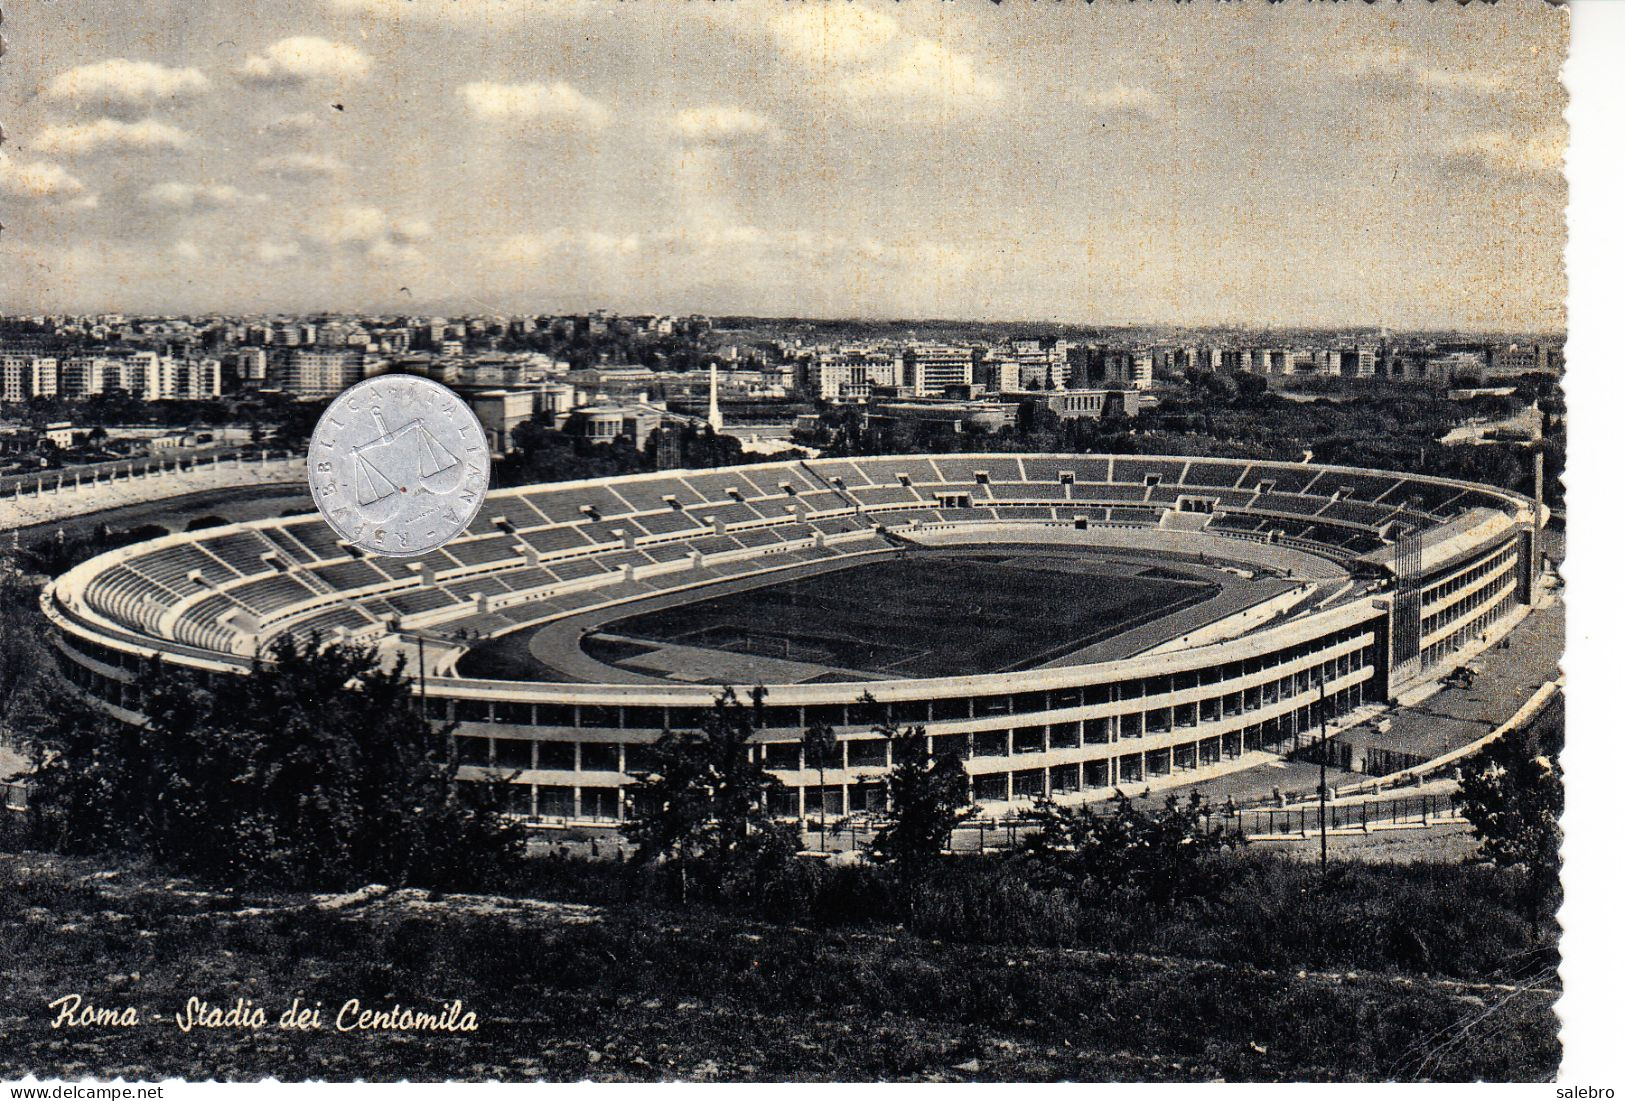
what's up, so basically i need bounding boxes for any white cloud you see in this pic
[256,152,348,179]
[241,37,372,85]
[585,230,640,257]
[256,240,303,264]
[1348,49,1511,98]
[1443,129,1565,178]
[671,105,776,142]
[1077,84,1163,117]
[840,39,1004,106]
[760,6,998,116]
[46,59,210,107]
[496,228,640,266]
[35,117,192,155]
[302,203,433,263]
[1414,67,1510,95]
[459,81,610,127]
[264,111,320,134]
[144,181,268,209]
[0,152,89,203]
[771,5,900,68]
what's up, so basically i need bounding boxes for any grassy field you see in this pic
[0,848,1557,1083]
[600,555,1218,678]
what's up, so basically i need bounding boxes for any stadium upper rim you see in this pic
[42,453,1538,709]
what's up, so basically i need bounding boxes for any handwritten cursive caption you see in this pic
[46,994,479,1033]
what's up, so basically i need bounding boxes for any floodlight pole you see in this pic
[1317,677,1329,877]
[819,736,832,854]
[418,634,428,723]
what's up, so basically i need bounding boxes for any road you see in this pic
[1141,594,1563,807]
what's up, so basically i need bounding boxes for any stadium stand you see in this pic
[44,454,1543,824]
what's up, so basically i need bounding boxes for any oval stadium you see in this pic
[42,454,1543,825]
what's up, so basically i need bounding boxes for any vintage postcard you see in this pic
[0,0,1586,1086]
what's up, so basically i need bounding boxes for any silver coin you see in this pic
[307,375,490,558]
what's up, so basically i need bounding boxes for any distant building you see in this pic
[1425,350,1488,383]
[1101,351,1153,390]
[872,398,1019,433]
[564,401,666,448]
[1488,343,1558,375]
[58,356,110,399]
[280,347,364,395]
[902,344,974,397]
[976,359,1023,393]
[1019,389,1140,421]
[161,357,221,400]
[536,381,577,423]
[1,354,58,402]
[803,352,900,401]
[468,390,535,453]
[233,347,268,384]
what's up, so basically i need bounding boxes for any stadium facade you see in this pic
[43,454,1542,824]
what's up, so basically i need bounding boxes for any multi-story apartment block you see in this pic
[1,354,59,402]
[976,358,1023,393]
[0,354,58,405]
[58,356,110,398]
[234,347,268,384]
[279,347,365,395]
[1099,351,1153,390]
[161,357,222,400]
[803,352,900,401]
[902,344,974,397]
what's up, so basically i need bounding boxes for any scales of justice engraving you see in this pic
[348,406,466,522]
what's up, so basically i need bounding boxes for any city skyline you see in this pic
[1,0,1567,331]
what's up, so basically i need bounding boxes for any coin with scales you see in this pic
[349,406,466,522]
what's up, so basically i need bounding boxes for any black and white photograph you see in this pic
[0,0,1601,1086]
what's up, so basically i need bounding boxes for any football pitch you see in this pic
[597,553,1220,679]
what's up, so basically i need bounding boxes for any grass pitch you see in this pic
[600,553,1217,679]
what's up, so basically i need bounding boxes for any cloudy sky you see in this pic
[0,0,1566,330]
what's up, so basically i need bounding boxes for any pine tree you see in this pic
[869,701,976,880]
[1457,714,1563,929]
[623,687,791,904]
[22,633,521,890]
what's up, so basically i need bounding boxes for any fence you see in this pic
[1362,745,1434,778]
[797,792,1466,856]
[1222,792,1462,838]
[1288,737,1355,771]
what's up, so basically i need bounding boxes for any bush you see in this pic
[20,633,522,891]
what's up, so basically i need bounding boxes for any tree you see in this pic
[0,564,68,772]
[21,633,521,890]
[1457,713,1563,929]
[1021,792,1236,904]
[868,701,976,881]
[623,687,792,904]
